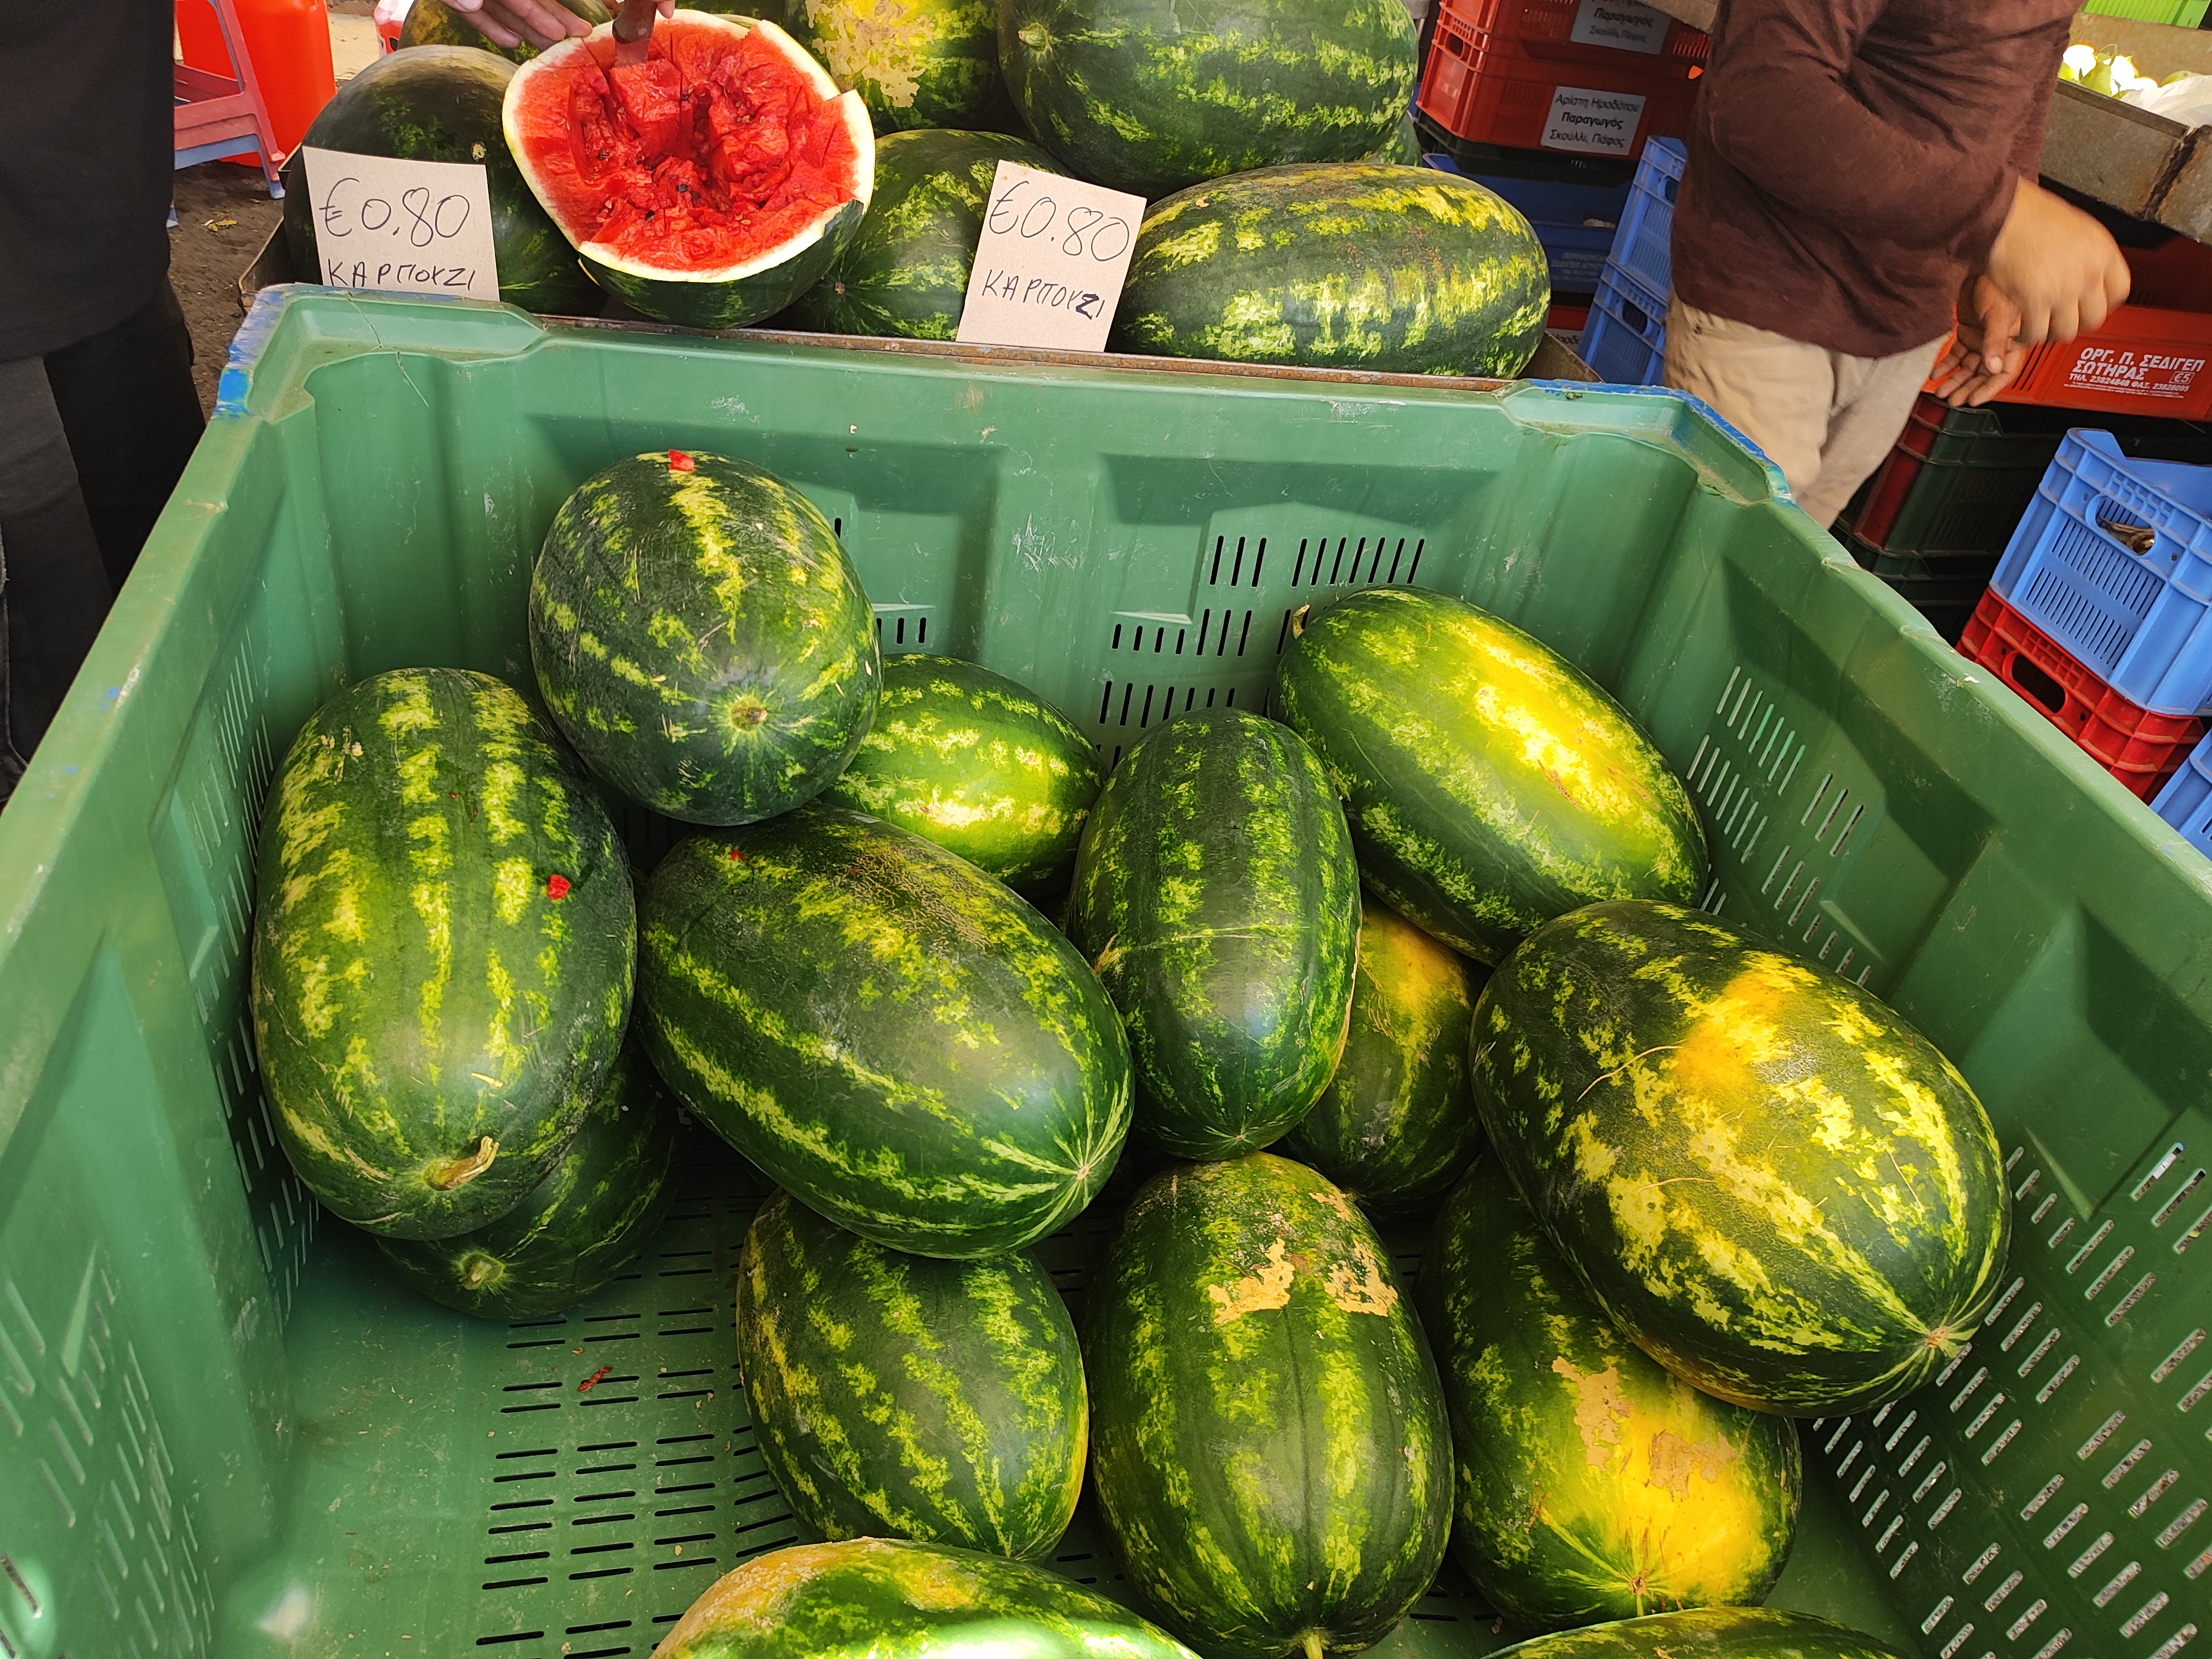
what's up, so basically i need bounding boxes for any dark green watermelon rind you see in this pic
[581,197,863,329]
[1364,111,1423,165]
[1277,896,1484,1216]
[735,1191,1087,1560]
[1274,587,1708,965]
[284,45,601,314]
[251,667,636,1240]
[1065,708,1359,1160]
[638,805,1133,1259]
[528,450,881,826]
[785,0,1001,132]
[1472,900,2014,1417]
[794,130,1065,341]
[373,1037,681,1317]
[1491,1607,1908,1659]
[998,0,1417,197]
[1108,164,1549,378]
[1085,1154,1453,1659]
[821,653,1103,890]
[1420,1159,1801,1631]
[655,1537,1202,1659]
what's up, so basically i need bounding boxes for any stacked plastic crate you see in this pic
[1412,0,1703,311]
[1960,431,2212,818]
[1574,134,1679,384]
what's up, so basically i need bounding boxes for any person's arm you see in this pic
[1700,0,2018,254]
[445,0,675,50]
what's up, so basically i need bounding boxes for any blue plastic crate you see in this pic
[1990,428,2212,713]
[1609,136,1684,297]
[1578,259,1668,386]
[1421,151,1625,292]
[2151,730,2212,857]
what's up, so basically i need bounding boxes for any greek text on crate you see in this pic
[973,269,1105,318]
[325,259,480,290]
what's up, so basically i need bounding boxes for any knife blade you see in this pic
[611,0,659,66]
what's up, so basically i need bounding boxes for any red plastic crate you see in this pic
[1418,0,1703,159]
[1958,588,2206,800]
[1459,0,1708,66]
[1546,299,1590,331]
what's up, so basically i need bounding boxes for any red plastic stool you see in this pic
[174,0,287,198]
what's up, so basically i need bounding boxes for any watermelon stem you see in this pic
[1302,1633,1326,1659]
[426,1135,501,1191]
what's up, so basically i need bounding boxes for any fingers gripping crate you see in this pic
[9,290,2212,1659]
[2152,732,2212,857]
[1991,430,2212,715]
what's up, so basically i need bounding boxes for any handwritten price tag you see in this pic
[956,163,1146,352]
[301,146,501,302]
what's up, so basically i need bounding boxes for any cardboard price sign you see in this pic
[301,146,501,301]
[956,163,1147,352]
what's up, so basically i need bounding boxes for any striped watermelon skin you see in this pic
[638,804,1131,1258]
[1086,1154,1452,1659]
[786,0,1003,131]
[1473,900,2013,1416]
[735,1190,1086,1559]
[280,47,600,315]
[1274,588,1707,965]
[250,667,635,1239]
[374,1036,680,1317]
[1278,896,1484,1216]
[1365,113,1422,165]
[1421,1157,1801,1631]
[1493,1608,1907,1659]
[793,131,1065,341]
[656,1537,1204,1659]
[1110,166,1548,378]
[820,654,1103,894]
[999,0,1416,198]
[528,451,880,826]
[1065,709,1359,1160]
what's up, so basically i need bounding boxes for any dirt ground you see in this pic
[168,0,383,413]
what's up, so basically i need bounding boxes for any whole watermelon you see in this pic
[1278,896,1484,1215]
[736,1191,1086,1559]
[1421,1159,1801,1630]
[529,450,880,825]
[373,1037,680,1317]
[1087,1154,1452,1659]
[655,1538,1203,1659]
[999,0,1416,197]
[786,0,1004,131]
[1474,900,2013,1416]
[820,653,1102,893]
[794,130,1065,341]
[1112,166,1548,378]
[281,46,599,315]
[396,0,611,59]
[1274,588,1707,964]
[250,667,635,1239]
[638,804,1130,1257]
[1065,708,1359,1159]
[1493,1609,1908,1659]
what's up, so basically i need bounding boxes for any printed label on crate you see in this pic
[1541,86,1648,155]
[1569,0,1668,54]
[299,147,499,301]
[2060,344,2206,404]
[957,163,1146,352]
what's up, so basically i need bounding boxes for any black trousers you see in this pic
[0,280,204,799]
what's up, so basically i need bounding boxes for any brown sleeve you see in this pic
[1702,0,2022,254]
[1958,22,2073,271]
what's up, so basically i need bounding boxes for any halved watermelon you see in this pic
[503,9,874,328]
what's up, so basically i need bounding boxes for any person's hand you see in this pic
[1983,178,2130,346]
[1933,275,2027,407]
[442,0,675,49]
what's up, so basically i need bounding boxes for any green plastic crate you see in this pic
[3,288,2210,1659]
[2080,0,2210,24]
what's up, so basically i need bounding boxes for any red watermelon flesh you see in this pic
[504,11,872,324]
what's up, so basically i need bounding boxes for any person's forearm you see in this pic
[1702,1,2012,252]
